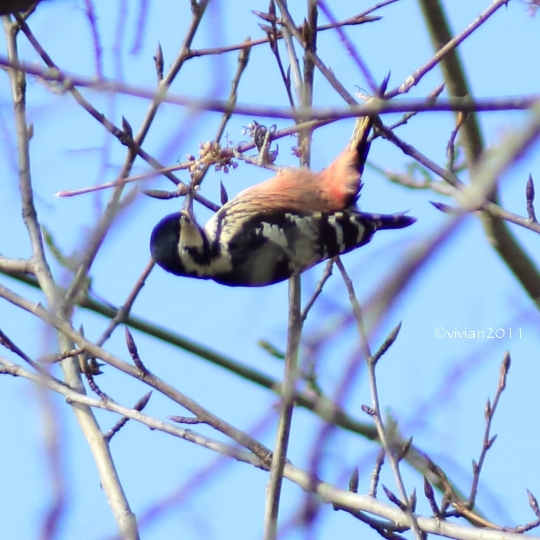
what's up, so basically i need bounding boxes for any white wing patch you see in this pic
[327,215,345,252]
[284,213,321,270]
[261,221,289,248]
[285,213,315,238]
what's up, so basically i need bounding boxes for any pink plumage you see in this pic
[234,116,372,213]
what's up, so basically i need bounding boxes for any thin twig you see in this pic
[3,351,536,540]
[0,328,58,377]
[301,259,334,322]
[263,276,302,540]
[0,265,385,444]
[317,0,379,93]
[215,39,251,143]
[191,10,379,58]
[468,352,511,507]
[14,13,197,200]
[82,0,104,78]
[4,17,52,294]
[336,259,422,540]
[61,0,212,314]
[4,16,139,539]
[56,119,328,198]
[369,449,386,498]
[276,4,303,102]
[274,0,357,106]
[388,0,510,97]
[1,54,540,119]
[262,38,304,536]
[446,111,466,172]
[0,280,274,464]
[418,0,540,322]
[192,39,252,188]
[125,327,149,375]
[0,355,265,465]
[97,259,155,347]
[264,5,315,533]
[104,392,152,443]
[263,2,295,109]
[378,122,540,235]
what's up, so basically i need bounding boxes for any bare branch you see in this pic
[390,0,510,97]
[337,259,422,539]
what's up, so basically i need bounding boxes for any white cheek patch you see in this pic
[179,245,233,276]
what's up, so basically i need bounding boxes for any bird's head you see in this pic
[150,211,209,277]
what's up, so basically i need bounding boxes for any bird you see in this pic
[0,0,40,15]
[150,116,416,287]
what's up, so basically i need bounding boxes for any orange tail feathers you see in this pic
[232,116,373,215]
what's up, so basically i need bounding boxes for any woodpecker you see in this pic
[150,117,416,287]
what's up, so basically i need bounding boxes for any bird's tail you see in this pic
[348,115,373,176]
[361,211,417,231]
[320,115,373,209]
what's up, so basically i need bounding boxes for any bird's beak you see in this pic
[178,208,204,249]
[182,185,195,217]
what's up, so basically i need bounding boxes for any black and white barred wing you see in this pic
[210,209,415,287]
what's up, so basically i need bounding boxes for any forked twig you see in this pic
[468,352,511,507]
[388,0,510,97]
[336,258,422,540]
